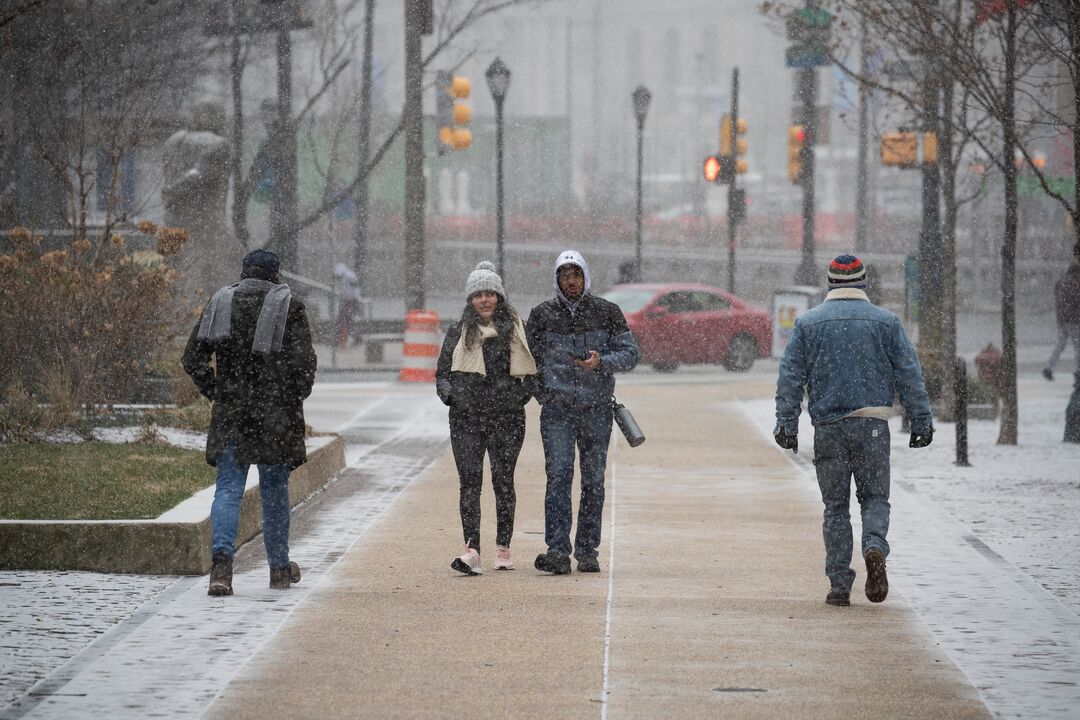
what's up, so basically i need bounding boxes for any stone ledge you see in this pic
[0,436,346,575]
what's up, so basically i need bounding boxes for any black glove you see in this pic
[774,429,799,453]
[435,379,453,407]
[909,429,933,448]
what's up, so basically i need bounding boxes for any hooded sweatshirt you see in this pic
[525,250,639,408]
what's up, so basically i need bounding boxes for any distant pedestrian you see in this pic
[183,248,317,596]
[526,250,640,575]
[774,254,933,607]
[436,261,537,575]
[334,262,361,349]
[1042,253,1080,382]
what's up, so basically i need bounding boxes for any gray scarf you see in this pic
[197,278,292,355]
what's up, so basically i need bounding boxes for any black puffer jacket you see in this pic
[435,322,531,420]
[182,289,317,469]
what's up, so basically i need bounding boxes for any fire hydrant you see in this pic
[974,343,1005,396]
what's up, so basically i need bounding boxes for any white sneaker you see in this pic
[493,545,514,570]
[451,546,483,575]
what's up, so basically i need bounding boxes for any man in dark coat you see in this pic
[182,248,317,596]
[526,250,639,575]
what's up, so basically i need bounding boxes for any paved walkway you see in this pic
[2,379,1002,718]
[207,380,987,719]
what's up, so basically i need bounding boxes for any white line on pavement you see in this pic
[600,440,618,720]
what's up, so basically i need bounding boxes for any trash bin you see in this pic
[771,286,823,358]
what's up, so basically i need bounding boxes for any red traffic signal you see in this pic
[703,155,722,183]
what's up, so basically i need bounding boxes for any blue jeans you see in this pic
[210,445,292,569]
[540,402,613,560]
[812,418,891,593]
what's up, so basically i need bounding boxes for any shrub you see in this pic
[0,226,189,410]
[0,382,43,442]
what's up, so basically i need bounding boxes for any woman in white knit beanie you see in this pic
[435,261,537,575]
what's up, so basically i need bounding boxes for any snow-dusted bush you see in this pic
[0,225,190,411]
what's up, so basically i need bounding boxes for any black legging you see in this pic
[449,409,526,552]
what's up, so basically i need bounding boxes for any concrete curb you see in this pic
[0,436,346,575]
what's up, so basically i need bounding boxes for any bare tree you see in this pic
[0,1,209,243]
[764,0,1066,444]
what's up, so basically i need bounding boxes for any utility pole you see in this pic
[727,67,740,293]
[793,64,818,285]
[270,20,298,270]
[352,0,375,288]
[403,0,427,310]
[855,14,869,253]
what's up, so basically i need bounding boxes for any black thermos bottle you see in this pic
[612,398,645,447]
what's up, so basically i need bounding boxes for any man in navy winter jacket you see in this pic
[774,255,933,607]
[526,250,639,574]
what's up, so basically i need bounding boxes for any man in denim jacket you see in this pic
[526,250,640,574]
[775,255,933,607]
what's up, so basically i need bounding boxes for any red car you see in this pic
[601,283,771,372]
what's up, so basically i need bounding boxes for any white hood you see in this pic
[553,249,591,307]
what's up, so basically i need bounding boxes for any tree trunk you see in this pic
[917,65,944,404]
[998,5,1019,445]
[403,0,426,310]
[1071,0,1080,256]
[940,74,957,422]
[352,0,375,287]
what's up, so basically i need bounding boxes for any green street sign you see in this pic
[787,6,832,40]
[1017,175,1076,197]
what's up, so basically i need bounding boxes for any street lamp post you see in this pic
[632,85,651,282]
[486,58,511,278]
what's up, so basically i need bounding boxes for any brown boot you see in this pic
[207,552,233,596]
[269,561,301,590]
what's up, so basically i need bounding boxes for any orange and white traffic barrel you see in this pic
[399,310,441,382]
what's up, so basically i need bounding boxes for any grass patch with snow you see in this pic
[0,441,213,520]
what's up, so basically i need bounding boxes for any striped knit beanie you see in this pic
[827,254,867,288]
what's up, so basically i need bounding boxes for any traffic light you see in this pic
[436,71,471,153]
[720,114,733,157]
[717,114,748,183]
[733,117,748,175]
[787,125,806,184]
[880,131,917,167]
[703,155,722,183]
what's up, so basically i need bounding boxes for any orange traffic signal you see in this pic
[787,125,805,184]
[704,155,722,183]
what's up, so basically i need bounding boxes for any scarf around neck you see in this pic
[197,277,292,355]
[451,317,538,377]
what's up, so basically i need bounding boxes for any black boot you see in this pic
[207,552,233,596]
[1065,371,1080,443]
[534,551,571,575]
[269,561,301,589]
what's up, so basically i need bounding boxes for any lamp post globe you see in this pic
[486,57,512,278]
[485,57,511,102]
[632,85,651,282]
[632,85,651,126]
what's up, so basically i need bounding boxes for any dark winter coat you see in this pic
[435,322,531,424]
[182,289,317,469]
[1055,263,1080,326]
[525,293,639,409]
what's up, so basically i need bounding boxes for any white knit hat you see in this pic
[464,261,506,299]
